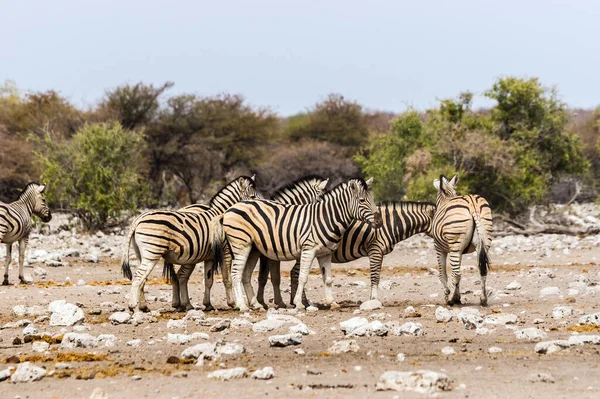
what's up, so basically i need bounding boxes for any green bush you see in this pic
[35,122,149,230]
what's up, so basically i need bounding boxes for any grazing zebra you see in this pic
[264,201,435,306]
[121,175,261,312]
[165,175,329,311]
[212,178,383,311]
[431,174,493,306]
[1,183,52,285]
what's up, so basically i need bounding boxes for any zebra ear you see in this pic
[433,179,441,190]
[365,177,374,189]
[317,179,329,191]
[348,180,359,193]
[449,174,459,186]
[38,184,47,194]
[250,174,256,182]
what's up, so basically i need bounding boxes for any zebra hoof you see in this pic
[185,303,195,311]
[480,298,488,307]
[203,304,215,312]
[2,279,9,286]
[19,279,32,285]
[274,302,287,309]
[138,304,150,313]
[329,302,340,310]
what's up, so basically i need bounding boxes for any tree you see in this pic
[35,122,148,230]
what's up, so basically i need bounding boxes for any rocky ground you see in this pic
[1,210,600,398]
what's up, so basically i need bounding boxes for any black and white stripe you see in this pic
[432,174,493,306]
[1,183,52,285]
[279,201,435,305]
[121,175,260,312]
[212,178,383,311]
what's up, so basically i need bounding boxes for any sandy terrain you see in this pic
[1,231,600,399]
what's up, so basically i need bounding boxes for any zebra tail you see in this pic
[121,226,135,280]
[210,215,225,275]
[162,261,176,283]
[473,212,491,276]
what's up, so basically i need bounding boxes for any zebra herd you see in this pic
[121,173,493,312]
[0,175,493,313]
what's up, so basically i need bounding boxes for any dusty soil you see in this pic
[1,235,600,399]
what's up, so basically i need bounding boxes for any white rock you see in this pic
[488,346,502,353]
[11,362,46,383]
[184,309,206,321]
[306,306,318,313]
[533,318,545,324]
[216,342,245,355]
[98,334,117,347]
[252,319,285,333]
[352,320,389,337]
[441,346,455,355]
[457,308,483,329]
[127,339,142,347]
[435,307,453,323]
[61,333,99,349]
[505,281,521,290]
[380,280,396,290]
[109,312,131,325]
[23,324,38,335]
[534,340,571,354]
[33,267,47,277]
[89,387,108,399]
[568,335,600,346]
[376,370,452,393]
[268,333,302,347]
[131,312,157,326]
[340,317,369,335]
[484,313,518,325]
[252,367,274,380]
[579,312,600,326]
[289,323,310,335]
[360,299,382,311]
[404,306,416,314]
[540,287,561,297]
[349,280,367,288]
[31,341,50,353]
[84,254,99,263]
[396,353,406,362]
[393,322,424,337]
[327,339,360,354]
[0,368,12,382]
[231,318,253,329]
[528,372,555,383]
[49,300,85,326]
[552,306,573,320]
[207,367,247,381]
[267,313,303,325]
[294,348,305,355]
[12,305,28,317]
[515,328,548,341]
[181,342,218,360]
[167,319,187,329]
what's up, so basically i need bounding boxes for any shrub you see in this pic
[35,122,149,230]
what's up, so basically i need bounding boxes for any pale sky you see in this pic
[1,0,599,115]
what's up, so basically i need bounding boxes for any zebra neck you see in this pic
[15,192,35,215]
[209,191,241,214]
[315,196,353,243]
[383,203,433,243]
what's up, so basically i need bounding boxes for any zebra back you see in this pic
[270,175,328,204]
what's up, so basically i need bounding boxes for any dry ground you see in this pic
[1,241,600,399]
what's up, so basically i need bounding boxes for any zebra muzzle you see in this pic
[373,212,383,228]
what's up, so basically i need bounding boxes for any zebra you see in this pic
[431,174,493,306]
[121,175,261,312]
[262,201,436,307]
[165,175,329,311]
[1,183,52,285]
[212,178,383,311]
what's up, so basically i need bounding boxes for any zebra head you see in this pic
[433,174,459,205]
[238,174,263,201]
[348,177,383,229]
[22,183,52,223]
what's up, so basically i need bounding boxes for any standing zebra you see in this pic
[1,183,52,285]
[121,175,261,312]
[264,201,435,306]
[431,174,493,306]
[212,178,382,311]
[165,175,329,311]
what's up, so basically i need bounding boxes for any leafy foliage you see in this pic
[35,122,148,230]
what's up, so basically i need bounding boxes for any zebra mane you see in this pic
[327,178,369,193]
[18,182,43,200]
[209,175,256,207]
[270,175,327,200]
[378,200,436,208]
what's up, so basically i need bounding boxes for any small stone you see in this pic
[380,280,396,290]
[184,309,206,321]
[289,323,310,335]
[435,307,453,323]
[127,339,142,347]
[268,333,302,347]
[216,342,245,355]
[11,362,46,383]
[252,319,285,333]
[109,312,131,325]
[393,322,424,337]
[166,356,180,364]
[230,318,253,329]
[552,306,573,320]
[376,370,452,393]
[172,371,188,378]
[0,368,12,382]
[131,375,142,380]
[506,281,521,290]
[306,306,318,313]
[515,328,547,341]
[396,353,406,362]
[207,367,248,381]
[294,348,305,355]
[89,387,108,399]
[488,347,502,354]
[340,317,369,335]
[579,312,600,326]
[252,367,274,380]
[167,319,187,329]
[360,299,382,311]
[327,339,360,354]
[484,313,518,325]
[31,341,49,353]
[528,372,555,383]
[98,334,117,347]
[22,324,38,336]
[457,308,483,330]
[352,320,389,337]
[61,333,99,349]
[89,309,102,315]
[441,346,455,355]
[181,342,218,360]
[534,340,571,354]
[539,287,561,297]
[533,318,545,324]
[49,300,85,326]
[209,319,231,332]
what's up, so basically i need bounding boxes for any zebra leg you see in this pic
[3,243,12,285]
[317,254,337,308]
[242,251,262,310]
[129,257,161,312]
[203,261,216,311]
[256,256,270,309]
[436,248,450,303]
[269,260,287,309]
[18,237,30,284]
[367,248,384,300]
[290,261,311,307]
[447,251,463,306]
[177,263,196,311]
[293,250,316,310]
[168,263,181,310]
[230,244,252,311]
[221,244,236,308]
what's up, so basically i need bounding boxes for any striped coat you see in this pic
[1,183,52,285]
[121,176,260,312]
[432,174,493,306]
[213,178,382,311]
[276,201,435,305]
